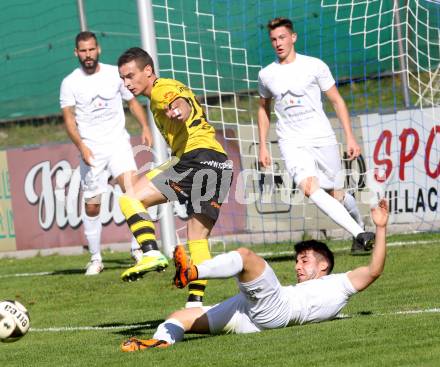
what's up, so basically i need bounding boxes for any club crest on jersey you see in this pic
[91,95,110,109]
[280,90,304,110]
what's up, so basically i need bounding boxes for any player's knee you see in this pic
[236,247,258,265]
[299,177,322,197]
[329,189,344,202]
[85,202,100,217]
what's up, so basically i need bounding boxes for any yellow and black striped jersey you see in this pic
[149,78,226,158]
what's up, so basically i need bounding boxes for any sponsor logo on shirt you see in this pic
[245,287,262,301]
[91,95,111,111]
[280,90,304,110]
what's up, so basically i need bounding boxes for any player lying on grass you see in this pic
[121,199,389,351]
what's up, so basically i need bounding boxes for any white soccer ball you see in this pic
[0,300,30,343]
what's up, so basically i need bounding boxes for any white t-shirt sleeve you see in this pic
[258,71,272,99]
[316,60,335,92]
[340,272,358,297]
[59,78,76,108]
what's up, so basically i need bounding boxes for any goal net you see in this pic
[150,0,440,246]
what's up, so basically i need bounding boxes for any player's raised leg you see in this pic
[302,177,375,251]
[330,189,371,254]
[119,174,169,282]
[174,245,265,288]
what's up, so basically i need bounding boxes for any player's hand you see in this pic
[371,198,389,228]
[165,105,181,120]
[258,145,272,169]
[141,126,153,148]
[346,136,361,160]
[80,145,95,166]
[165,101,188,122]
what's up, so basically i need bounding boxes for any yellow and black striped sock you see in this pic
[187,239,211,303]
[119,195,158,253]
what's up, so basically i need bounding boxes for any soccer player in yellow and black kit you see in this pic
[117,47,233,308]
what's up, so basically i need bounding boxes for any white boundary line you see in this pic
[29,308,440,333]
[30,323,154,332]
[0,271,54,278]
[255,239,439,258]
[1,239,438,279]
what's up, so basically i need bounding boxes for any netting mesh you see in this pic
[321,0,440,113]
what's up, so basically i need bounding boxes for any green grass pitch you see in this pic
[1,233,440,367]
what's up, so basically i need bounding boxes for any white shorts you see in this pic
[279,143,344,190]
[80,138,137,199]
[206,263,291,334]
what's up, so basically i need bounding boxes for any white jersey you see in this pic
[258,53,337,147]
[283,273,356,325]
[60,63,133,147]
[207,265,357,335]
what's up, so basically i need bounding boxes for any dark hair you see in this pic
[267,17,295,33]
[75,31,98,48]
[294,240,334,274]
[117,47,155,74]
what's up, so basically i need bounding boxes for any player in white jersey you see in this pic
[257,17,373,255]
[120,199,388,351]
[60,31,167,275]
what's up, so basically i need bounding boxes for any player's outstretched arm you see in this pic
[347,199,389,291]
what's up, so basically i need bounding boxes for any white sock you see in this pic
[83,214,102,262]
[309,189,363,237]
[153,318,184,344]
[196,251,243,279]
[343,193,365,228]
[130,236,140,251]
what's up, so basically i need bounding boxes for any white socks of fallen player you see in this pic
[309,189,363,237]
[83,214,102,262]
[343,193,365,228]
[196,251,243,279]
[153,318,185,344]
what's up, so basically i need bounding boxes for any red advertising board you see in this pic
[4,132,245,252]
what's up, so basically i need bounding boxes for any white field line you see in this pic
[255,239,439,258]
[0,239,438,279]
[30,323,154,332]
[338,308,440,319]
[0,271,54,278]
[29,308,440,333]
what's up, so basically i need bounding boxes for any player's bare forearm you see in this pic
[325,86,360,159]
[62,107,94,165]
[257,98,272,168]
[127,98,153,146]
[128,98,148,130]
[369,225,387,278]
[257,97,271,145]
[62,106,85,151]
[347,200,388,291]
[325,86,355,140]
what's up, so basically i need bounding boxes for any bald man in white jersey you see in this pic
[120,199,388,351]
[257,17,373,255]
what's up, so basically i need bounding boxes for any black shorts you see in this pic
[149,149,233,222]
